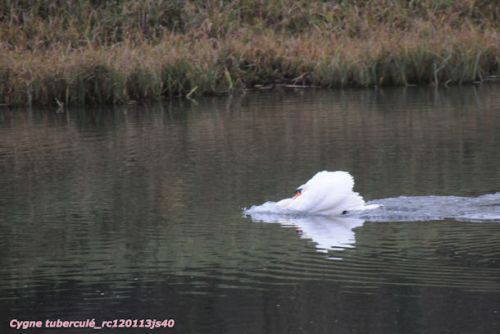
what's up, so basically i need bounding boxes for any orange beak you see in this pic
[293,191,301,199]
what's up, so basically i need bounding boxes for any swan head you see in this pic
[293,188,302,199]
[293,183,309,199]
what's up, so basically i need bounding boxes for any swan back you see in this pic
[279,171,366,216]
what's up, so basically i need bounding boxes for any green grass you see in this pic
[0,0,498,105]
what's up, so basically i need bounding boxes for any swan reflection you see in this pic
[247,212,365,253]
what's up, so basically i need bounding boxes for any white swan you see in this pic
[246,171,378,217]
[277,171,374,216]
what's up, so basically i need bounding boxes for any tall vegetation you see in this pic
[0,0,498,105]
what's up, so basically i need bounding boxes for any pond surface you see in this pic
[1,85,500,333]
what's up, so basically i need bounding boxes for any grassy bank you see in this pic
[0,0,498,106]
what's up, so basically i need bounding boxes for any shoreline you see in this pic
[1,1,498,106]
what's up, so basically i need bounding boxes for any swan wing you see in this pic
[288,171,366,215]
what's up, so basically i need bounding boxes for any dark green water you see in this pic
[1,85,500,334]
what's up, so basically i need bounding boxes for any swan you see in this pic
[246,171,378,217]
[245,172,500,225]
[276,171,374,216]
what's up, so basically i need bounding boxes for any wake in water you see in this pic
[245,193,500,253]
[363,193,500,222]
[245,193,500,223]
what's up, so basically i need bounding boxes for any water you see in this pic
[1,85,500,333]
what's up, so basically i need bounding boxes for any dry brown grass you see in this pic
[0,0,498,105]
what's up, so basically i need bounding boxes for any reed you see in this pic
[0,0,498,105]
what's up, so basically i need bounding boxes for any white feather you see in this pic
[275,171,370,216]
